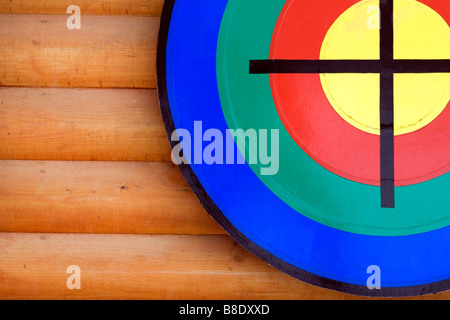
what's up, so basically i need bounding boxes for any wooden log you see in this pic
[0,0,164,16]
[0,87,171,162]
[0,14,158,88]
[0,232,384,300]
[0,160,225,235]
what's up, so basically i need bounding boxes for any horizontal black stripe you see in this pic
[249,59,450,74]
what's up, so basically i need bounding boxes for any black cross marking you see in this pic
[250,0,450,208]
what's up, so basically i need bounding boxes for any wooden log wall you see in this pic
[0,0,448,300]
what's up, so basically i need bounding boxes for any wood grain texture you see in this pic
[0,0,164,15]
[2,233,449,300]
[0,233,396,300]
[0,160,225,235]
[0,87,171,162]
[0,14,157,88]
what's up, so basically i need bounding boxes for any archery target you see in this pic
[157,0,450,297]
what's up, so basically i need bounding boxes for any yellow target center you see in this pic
[320,0,450,136]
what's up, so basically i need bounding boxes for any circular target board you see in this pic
[157,0,450,297]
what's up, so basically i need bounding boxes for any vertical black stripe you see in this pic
[380,0,394,61]
[379,0,395,208]
[380,73,395,208]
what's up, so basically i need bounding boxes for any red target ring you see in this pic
[269,0,450,186]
